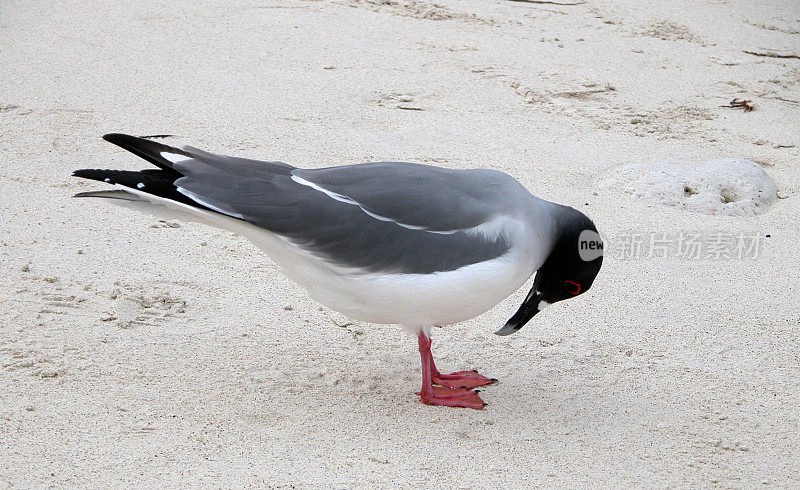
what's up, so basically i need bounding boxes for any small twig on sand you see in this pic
[719,98,754,112]
[742,50,800,59]
[554,88,613,98]
[775,97,800,105]
[508,0,585,5]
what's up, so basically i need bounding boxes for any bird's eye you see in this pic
[563,280,581,295]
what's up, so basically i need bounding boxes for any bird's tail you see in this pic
[72,134,225,224]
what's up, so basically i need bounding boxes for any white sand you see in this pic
[2,0,799,486]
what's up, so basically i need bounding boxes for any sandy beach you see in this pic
[2,0,799,486]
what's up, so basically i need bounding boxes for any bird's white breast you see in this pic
[239,218,543,331]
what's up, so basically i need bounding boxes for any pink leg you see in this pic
[416,332,491,409]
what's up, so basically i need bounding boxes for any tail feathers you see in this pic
[73,185,230,227]
[74,189,145,201]
[102,133,188,174]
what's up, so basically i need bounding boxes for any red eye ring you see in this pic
[563,280,581,295]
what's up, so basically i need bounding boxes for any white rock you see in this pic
[602,158,779,216]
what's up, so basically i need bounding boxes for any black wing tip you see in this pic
[102,133,174,141]
[102,132,131,144]
[103,133,160,148]
[72,168,109,183]
[99,133,186,174]
[72,168,96,178]
[73,168,120,181]
[102,132,178,146]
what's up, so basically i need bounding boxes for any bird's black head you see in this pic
[495,209,603,335]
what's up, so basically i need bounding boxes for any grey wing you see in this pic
[291,162,515,232]
[175,156,514,274]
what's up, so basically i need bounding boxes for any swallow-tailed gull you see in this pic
[73,134,603,409]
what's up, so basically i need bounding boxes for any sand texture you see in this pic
[1,0,799,487]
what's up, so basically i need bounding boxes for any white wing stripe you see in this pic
[359,206,396,223]
[291,174,461,235]
[290,175,358,205]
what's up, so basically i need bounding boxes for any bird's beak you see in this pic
[494,287,545,336]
